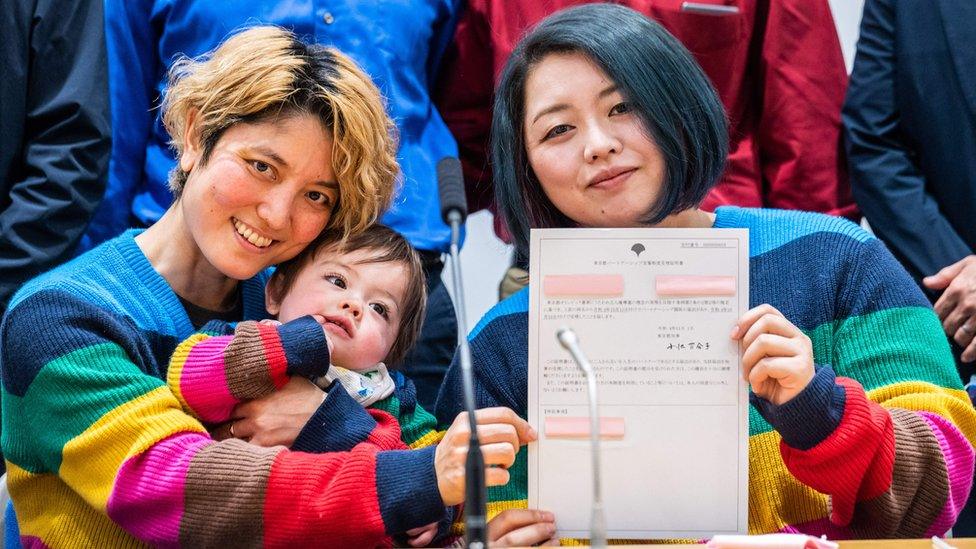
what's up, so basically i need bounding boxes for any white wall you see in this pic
[830,0,866,71]
[444,1,867,331]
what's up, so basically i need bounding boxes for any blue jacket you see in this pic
[0,0,110,315]
[843,0,976,283]
[83,0,461,253]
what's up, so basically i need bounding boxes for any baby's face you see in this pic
[270,248,407,371]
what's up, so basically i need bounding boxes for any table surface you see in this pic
[601,540,976,548]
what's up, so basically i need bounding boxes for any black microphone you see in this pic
[437,157,468,225]
[437,156,487,548]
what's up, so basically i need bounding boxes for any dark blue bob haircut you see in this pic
[491,3,728,258]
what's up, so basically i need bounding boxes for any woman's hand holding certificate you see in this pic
[732,304,815,406]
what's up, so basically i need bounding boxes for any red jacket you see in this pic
[435,0,856,236]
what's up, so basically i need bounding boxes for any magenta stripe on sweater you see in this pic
[179,338,238,423]
[919,411,975,537]
[780,411,974,539]
[20,536,50,548]
[107,432,212,546]
[777,518,853,540]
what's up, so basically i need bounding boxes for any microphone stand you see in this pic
[446,209,488,549]
[557,327,607,548]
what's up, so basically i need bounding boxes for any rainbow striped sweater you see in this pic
[434,207,976,539]
[166,318,445,451]
[0,230,445,547]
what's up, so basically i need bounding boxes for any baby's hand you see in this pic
[258,319,281,327]
[404,522,438,547]
[731,304,814,406]
[308,314,335,355]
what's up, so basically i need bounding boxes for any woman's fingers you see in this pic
[458,407,538,444]
[747,356,802,388]
[963,335,976,363]
[734,304,814,406]
[473,422,519,448]
[479,441,518,469]
[405,523,438,547]
[441,441,519,478]
[447,408,537,448]
[953,316,976,349]
[484,466,512,487]
[437,407,533,505]
[739,311,800,351]
[730,304,782,340]
[924,258,967,291]
[494,520,557,547]
[741,332,803,371]
[488,509,557,547]
[944,307,971,340]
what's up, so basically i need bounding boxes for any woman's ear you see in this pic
[179,108,202,174]
[265,275,283,316]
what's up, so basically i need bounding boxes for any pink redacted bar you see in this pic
[655,275,736,296]
[544,416,626,439]
[542,274,624,297]
[707,534,838,549]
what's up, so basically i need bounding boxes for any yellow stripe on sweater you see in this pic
[60,385,206,510]
[866,382,976,445]
[7,461,147,548]
[748,382,976,533]
[470,435,829,536]
[166,332,211,414]
[408,429,445,449]
[487,499,528,520]
[747,430,829,533]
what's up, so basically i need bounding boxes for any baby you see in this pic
[167,224,446,546]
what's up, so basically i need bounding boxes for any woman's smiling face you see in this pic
[523,52,667,228]
[179,114,339,280]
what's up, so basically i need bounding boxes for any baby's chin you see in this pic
[330,351,387,372]
[334,362,375,372]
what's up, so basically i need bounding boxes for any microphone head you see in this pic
[437,157,467,225]
[556,326,579,350]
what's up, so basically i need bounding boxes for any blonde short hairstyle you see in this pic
[162,26,398,238]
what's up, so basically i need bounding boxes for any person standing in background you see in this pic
[0,0,110,319]
[84,1,462,409]
[844,0,976,383]
[437,0,855,248]
[844,1,976,534]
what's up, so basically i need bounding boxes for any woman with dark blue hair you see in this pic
[437,3,976,541]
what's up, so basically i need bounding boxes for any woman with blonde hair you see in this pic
[0,26,533,547]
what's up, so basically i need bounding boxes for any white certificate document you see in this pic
[527,228,749,539]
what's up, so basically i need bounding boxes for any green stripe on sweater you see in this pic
[3,342,163,473]
[371,395,439,447]
[817,306,957,390]
[748,306,957,437]
[488,449,527,503]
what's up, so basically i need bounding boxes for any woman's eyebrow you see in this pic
[531,103,570,125]
[247,145,289,167]
[248,145,338,188]
[530,85,620,126]
[598,84,619,98]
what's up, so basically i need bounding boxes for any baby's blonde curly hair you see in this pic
[162,26,399,239]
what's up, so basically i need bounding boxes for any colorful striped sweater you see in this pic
[0,230,445,547]
[434,206,976,539]
[166,318,445,451]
